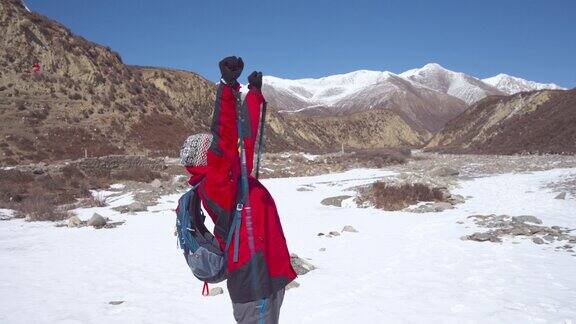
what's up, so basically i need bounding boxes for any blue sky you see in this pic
[26,0,576,87]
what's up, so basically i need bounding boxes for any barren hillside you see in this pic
[426,89,576,154]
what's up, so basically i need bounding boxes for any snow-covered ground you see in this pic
[1,168,575,323]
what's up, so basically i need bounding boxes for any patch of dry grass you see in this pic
[13,188,72,221]
[359,182,445,211]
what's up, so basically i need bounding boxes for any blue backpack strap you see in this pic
[224,201,243,262]
[233,202,242,262]
[176,183,203,252]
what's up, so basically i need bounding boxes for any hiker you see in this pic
[183,56,297,324]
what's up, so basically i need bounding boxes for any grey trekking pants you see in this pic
[232,289,285,324]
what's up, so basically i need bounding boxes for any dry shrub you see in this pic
[0,169,34,203]
[0,165,93,209]
[13,188,71,222]
[361,182,444,211]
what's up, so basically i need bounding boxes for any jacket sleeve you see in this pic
[243,88,264,175]
[210,83,239,159]
[203,82,242,239]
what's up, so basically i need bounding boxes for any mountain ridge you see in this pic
[262,63,564,134]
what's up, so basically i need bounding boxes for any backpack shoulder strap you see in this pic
[176,185,202,252]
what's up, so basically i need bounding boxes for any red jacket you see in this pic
[196,82,296,303]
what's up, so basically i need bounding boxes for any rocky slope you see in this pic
[280,109,425,150]
[426,89,576,154]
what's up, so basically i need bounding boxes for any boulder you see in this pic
[449,194,466,204]
[290,254,316,275]
[115,202,147,214]
[108,301,125,305]
[554,192,567,200]
[320,195,352,207]
[532,237,545,245]
[67,215,82,228]
[87,213,107,229]
[285,281,300,290]
[329,231,340,236]
[543,234,555,242]
[127,202,147,213]
[432,202,454,212]
[150,179,163,189]
[208,287,224,296]
[406,203,438,213]
[104,221,126,229]
[342,225,358,233]
[510,226,533,236]
[512,215,543,224]
[467,232,501,242]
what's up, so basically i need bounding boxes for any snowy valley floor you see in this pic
[1,167,575,323]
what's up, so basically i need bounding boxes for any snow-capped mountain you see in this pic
[262,70,467,133]
[262,63,566,134]
[399,63,504,104]
[482,73,566,95]
[262,70,393,111]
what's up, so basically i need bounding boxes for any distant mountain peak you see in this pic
[421,62,447,70]
[261,70,399,107]
[483,74,565,95]
[399,63,503,104]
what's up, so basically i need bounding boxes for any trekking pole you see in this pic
[255,101,267,180]
[233,90,260,293]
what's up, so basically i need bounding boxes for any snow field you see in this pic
[1,168,575,323]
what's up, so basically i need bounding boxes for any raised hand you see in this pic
[219,56,244,85]
[248,71,263,90]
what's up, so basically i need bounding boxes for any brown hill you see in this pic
[0,0,424,167]
[279,109,425,151]
[426,89,576,154]
[0,0,219,165]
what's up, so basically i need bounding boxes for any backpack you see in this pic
[175,89,258,295]
[175,182,243,287]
